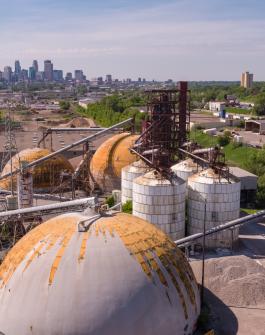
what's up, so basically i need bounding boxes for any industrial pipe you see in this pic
[0,188,71,202]
[0,118,134,182]
[175,209,265,247]
[0,197,95,219]
[46,127,109,132]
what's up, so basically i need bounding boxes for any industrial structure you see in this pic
[121,159,150,203]
[90,132,138,192]
[0,80,250,333]
[0,148,74,192]
[187,168,241,248]
[0,212,200,335]
[0,118,134,250]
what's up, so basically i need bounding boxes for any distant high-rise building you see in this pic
[33,60,38,73]
[28,67,36,80]
[3,66,12,82]
[138,77,142,82]
[65,72,73,81]
[53,70,63,82]
[241,71,254,89]
[44,60,53,81]
[97,77,103,85]
[0,71,3,81]
[74,70,84,82]
[14,60,21,75]
[21,69,28,81]
[36,71,44,81]
[105,74,112,84]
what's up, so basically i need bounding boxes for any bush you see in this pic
[59,100,70,110]
[106,196,115,208]
[217,135,230,146]
[244,148,265,208]
[223,130,231,137]
[122,200,132,214]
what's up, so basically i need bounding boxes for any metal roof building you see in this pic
[230,166,258,204]
[245,119,265,135]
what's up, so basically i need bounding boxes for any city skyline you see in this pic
[1,0,265,81]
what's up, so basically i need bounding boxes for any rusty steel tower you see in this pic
[131,81,190,171]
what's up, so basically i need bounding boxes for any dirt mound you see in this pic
[64,117,95,128]
[191,255,265,307]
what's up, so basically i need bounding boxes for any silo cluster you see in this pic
[122,158,241,247]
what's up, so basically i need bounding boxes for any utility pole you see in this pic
[201,199,207,306]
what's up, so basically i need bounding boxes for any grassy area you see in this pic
[223,144,257,167]
[226,107,253,115]
[241,208,260,215]
[190,130,257,168]
[190,129,219,147]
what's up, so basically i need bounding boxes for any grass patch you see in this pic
[190,130,219,147]
[226,107,253,115]
[223,144,257,167]
[241,208,260,215]
[190,130,258,169]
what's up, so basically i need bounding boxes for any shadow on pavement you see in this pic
[197,287,238,335]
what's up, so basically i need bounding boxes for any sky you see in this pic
[1,0,265,81]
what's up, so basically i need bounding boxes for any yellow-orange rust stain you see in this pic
[78,231,90,262]
[48,227,76,285]
[0,215,79,288]
[23,241,46,273]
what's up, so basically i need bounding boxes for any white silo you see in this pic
[171,158,201,182]
[188,168,241,248]
[121,160,150,204]
[133,170,186,240]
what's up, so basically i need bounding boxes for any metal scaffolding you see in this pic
[131,82,190,171]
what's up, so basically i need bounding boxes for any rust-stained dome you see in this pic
[0,148,73,191]
[0,212,200,335]
[90,133,138,192]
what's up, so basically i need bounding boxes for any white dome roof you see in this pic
[0,212,200,335]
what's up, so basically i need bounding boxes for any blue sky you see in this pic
[1,0,265,80]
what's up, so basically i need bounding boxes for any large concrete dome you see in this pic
[0,212,200,335]
[0,148,74,192]
[90,133,138,192]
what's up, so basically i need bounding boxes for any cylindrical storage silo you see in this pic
[171,158,200,182]
[133,170,186,240]
[121,160,150,204]
[188,168,241,248]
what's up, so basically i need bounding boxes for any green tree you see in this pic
[59,100,70,110]
[253,95,265,116]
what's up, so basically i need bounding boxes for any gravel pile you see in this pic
[191,255,265,307]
